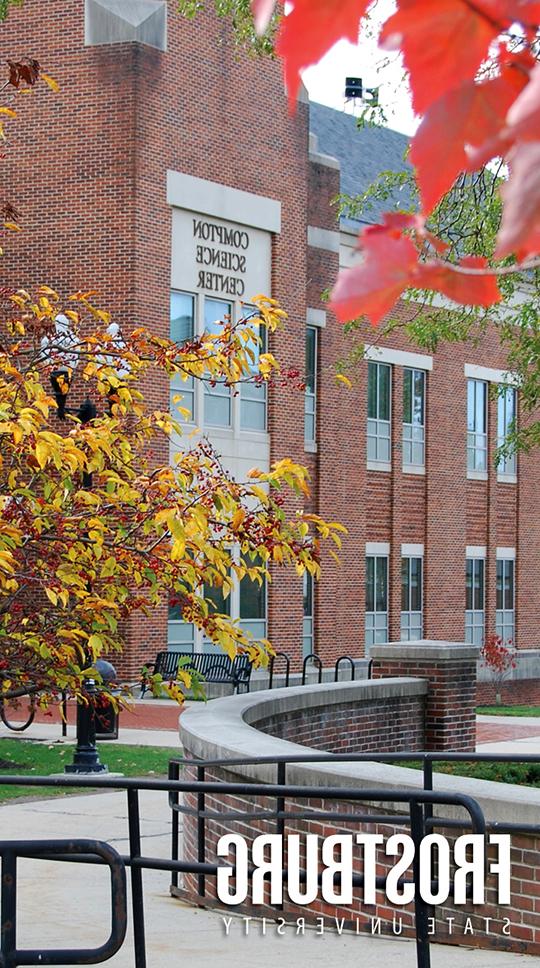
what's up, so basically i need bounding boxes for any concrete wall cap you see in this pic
[370,641,480,661]
[179,680,540,826]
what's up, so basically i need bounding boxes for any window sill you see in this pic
[467,470,488,481]
[304,440,318,453]
[367,460,391,473]
[497,473,517,484]
[402,464,425,476]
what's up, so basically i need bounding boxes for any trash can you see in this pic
[94,659,119,741]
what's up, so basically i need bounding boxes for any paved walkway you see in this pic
[3,701,540,754]
[4,789,537,967]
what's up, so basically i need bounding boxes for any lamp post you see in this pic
[42,317,112,774]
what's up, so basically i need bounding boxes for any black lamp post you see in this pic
[43,317,130,773]
[47,345,107,774]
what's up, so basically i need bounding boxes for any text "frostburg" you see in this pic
[216,833,511,906]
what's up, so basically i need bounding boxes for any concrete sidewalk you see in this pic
[3,789,537,967]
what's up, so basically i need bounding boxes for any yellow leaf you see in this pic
[3,222,20,232]
[0,107,16,118]
[40,72,60,93]
[336,373,352,389]
[45,588,58,606]
[35,441,50,468]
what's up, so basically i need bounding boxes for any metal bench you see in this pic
[140,650,252,697]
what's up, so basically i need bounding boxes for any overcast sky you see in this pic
[301,1,418,136]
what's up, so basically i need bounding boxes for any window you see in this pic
[240,315,267,431]
[367,362,391,463]
[365,555,388,648]
[465,557,485,645]
[401,556,423,640]
[204,297,232,427]
[170,291,195,422]
[168,597,195,653]
[403,368,425,467]
[496,559,515,645]
[467,379,488,472]
[304,326,317,443]
[239,567,267,643]
[497,386,517,476]
[302,571,314,658]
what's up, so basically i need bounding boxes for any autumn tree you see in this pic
[0,63,343,709]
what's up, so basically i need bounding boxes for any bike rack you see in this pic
[268,652,291,689]
[301,653,322,684]
[334,654,355,681]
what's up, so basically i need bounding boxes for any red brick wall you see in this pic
[3,2,540,676]
[256,694,425,753]
[177,759,540,956]
[477,679,540,705]
[371,649,477,751]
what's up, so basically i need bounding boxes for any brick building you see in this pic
[2,0,539,679]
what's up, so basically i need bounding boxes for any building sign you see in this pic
[171,209,271,300]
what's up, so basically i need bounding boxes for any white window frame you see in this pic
[167,553,268,655]
[467,378,488,477]
[496,385,517,481]
[302,571,315,658]
[496,555,515,646]
[304,325,317,447]
[169,289,268,435]
[401,553,423,641]
[402,368,425,471]
[465,555,485,646]
[365,552,389,651]
[367,361,391,469]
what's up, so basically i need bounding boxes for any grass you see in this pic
[0,739,180,802]
[397,759,540,787]
[477,705,540,717]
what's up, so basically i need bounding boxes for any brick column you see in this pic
[370,641,479,751]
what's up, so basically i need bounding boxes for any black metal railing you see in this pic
[1,752,540,968]
[0,770,488,968]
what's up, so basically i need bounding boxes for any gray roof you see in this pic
[308,101,412,230]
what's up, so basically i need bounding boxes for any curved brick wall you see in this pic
[178,679,540,956]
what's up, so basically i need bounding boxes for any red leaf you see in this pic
[411,62,530,212]
[496,141,540,258]
[277,0,370,108]
[330,225,419,325]
[505,61,540,141]
[415,256,502,306]
[251,0,277,34]
[380,0,501,115]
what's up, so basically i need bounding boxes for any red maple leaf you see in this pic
[415,256,502,305]
[380,0,502,115]
[276,0,370,107]
[330,225,419,325]
[411,59,530,213]
[496,141,540,258]
[251,0,277,33]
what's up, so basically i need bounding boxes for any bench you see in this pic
[140,650,252,697]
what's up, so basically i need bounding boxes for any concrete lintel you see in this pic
[370,640,480,662]
[167,171,281,233]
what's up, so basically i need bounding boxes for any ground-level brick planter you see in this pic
[178,677,540,956]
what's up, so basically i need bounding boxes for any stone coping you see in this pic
[371,641,480,661]
[179,679,540,826]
